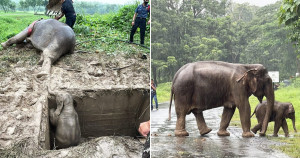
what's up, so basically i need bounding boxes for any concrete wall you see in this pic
[48,88,150,139]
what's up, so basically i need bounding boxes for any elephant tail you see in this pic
[168,89,174,121]
[251,106,257,118]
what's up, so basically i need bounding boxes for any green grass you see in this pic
[156,81,300,157]
[156,82,172,103]
[0,13,49,42]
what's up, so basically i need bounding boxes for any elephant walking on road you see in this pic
[1,19,75,78]
[48,88,81,149]
[168,61,274,137]
[251,101,297,137]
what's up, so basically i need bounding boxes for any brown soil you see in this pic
[0,46,149,157]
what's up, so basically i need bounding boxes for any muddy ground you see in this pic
[0,45,149,157]
[151,102,290,158]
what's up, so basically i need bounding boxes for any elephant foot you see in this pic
[1,42,8,49]
[284,134,289,137]
[217,130,230,136]
[242,131,254,137]
[200,128,212,136]
[250,128,257,134]
[273,134,278,137]
[259,132,266,137]
[36,71,49,78]
[175,129,189,137]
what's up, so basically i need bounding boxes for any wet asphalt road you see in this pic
[151,102,290,158]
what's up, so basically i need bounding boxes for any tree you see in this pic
[0,0,11,13]
[278,0,300,73]
[24,0,44,14]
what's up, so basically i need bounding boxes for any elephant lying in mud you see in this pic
[251,101,297,137]
[169,61,274,137]
[48,88,81,149]
[1,19,75,78]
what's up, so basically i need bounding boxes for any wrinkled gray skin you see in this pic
[168,61,274,138]
[251,101,297,137]
[1,19,75,78]
[48,88,81,149]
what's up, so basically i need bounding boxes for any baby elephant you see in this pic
[251,101,297,137]
[48,88,81,149]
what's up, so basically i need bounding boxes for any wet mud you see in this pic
[151,103,290,158]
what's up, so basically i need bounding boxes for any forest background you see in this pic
[151,0,299,84]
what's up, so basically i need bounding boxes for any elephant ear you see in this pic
[236,69,258,93]
[285,104,295,116]
[45,0,62,16]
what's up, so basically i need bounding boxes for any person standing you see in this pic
[151,79,158,110]
[55,0,76,29]
[130,0,150,45]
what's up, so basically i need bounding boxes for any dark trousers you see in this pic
[130,17,146,44]
[151,93,158,110]
[66,15,76,29]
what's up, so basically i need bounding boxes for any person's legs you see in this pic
[151,93,154,110]
[154,94,158,109]
[130,18,140,43]
[139,19,146,44]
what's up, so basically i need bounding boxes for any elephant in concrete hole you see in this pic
[251,101,297,137]
[48,87,81,149]
[168,61,274,137]
[1,19,75,78]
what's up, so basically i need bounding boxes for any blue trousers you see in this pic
[151,93,158,110]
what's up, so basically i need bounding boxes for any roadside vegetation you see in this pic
[155,80,300,157]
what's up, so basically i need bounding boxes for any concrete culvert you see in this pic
[45,88,150,150]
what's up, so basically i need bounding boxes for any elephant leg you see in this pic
[282,119,289,137]
[218,107,236,136]
[49,108,58,126]
[251,123,262,134]
[174,99,189,136]
[273,118,283,137]
[238,102,254,137]
[175,112,189,136]
[1,28,28,48]
[192,111,212,135]
[38,53,44,65]
[37,49,58,78]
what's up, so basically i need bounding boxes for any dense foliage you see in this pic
[151,0,298,84]
[279,0,300,72]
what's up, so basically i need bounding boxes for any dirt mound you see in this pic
[0,46,149,157]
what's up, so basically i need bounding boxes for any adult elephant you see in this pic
[1,19,75,78]
[168,61,274,137]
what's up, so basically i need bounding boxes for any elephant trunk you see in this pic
[292,115,297,132]
[260,79,274,136]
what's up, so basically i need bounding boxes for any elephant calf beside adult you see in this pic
[168,61,274,137]
[1,19,75,78]
[251,101,297,137]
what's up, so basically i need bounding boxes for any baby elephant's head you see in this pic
[285,103,297,132]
